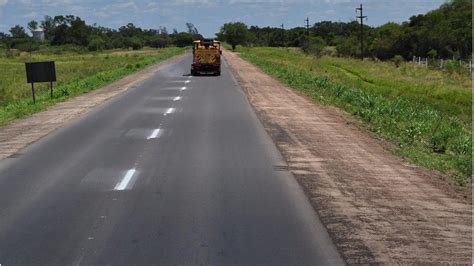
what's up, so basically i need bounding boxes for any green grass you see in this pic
[0,47,187,126]
[232,46,472,185]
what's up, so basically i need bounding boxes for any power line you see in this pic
[356,4,367,59]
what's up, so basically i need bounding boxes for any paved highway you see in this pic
[0,54,343,265]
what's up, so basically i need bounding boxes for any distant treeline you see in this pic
[244,0,471,60]
[0,16,201,52]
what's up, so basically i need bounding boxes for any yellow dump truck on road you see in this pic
[191,39,221,76]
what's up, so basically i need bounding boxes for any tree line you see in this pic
[217,0,471,60]
[0,16,202,52]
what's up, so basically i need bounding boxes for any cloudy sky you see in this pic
[0,0,446,37]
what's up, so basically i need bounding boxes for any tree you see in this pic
[41,16,55,40]
[186,22,198,35]
[128,36,143,50]
[88,35,106,51]
[174,32,193,47]
[119,23,143,38]
[370,22,404,59]
[0,32,9,40]
[216,22,251,50]
[48,15,91,46]
[27,20,39,32]
[300,35,327,56]
[9,25,29,38]
[336,36,359,57]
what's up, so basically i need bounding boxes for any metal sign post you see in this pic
[31,83,36,104]
[25,61,56,104]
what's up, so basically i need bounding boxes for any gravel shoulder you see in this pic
[0,54,186,160]
[224,51,472,264]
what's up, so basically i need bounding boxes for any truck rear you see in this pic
[191,39,221,76]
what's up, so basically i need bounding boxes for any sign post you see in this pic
[25,61,56,104]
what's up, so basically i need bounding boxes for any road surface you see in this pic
[0,54,343,265]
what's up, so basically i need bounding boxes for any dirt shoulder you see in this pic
[0,54,186,160]
[224,51,472,264]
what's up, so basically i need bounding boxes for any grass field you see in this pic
[233,46,472,185]
[0,47,187,126]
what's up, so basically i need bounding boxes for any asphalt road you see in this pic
[0,54,343,265]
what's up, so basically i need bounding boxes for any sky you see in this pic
[0,0,447,38]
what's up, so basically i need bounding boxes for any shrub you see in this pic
[88,36,106,51]
[128,36,143,50]
[300,36,327,57]
[392,55,404,68]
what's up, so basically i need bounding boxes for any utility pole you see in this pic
[281,23,285,47]
[305,17,310,36]
[356,4,367,59]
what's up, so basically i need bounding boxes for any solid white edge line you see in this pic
[147,128,161,140]
[114,169,136,190]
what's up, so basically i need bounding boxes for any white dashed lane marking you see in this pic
[114,169,137,191]
[164,108,175,116]
[147,128,161,140]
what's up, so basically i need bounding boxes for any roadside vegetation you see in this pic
[0,47,187,126]
[0,14,200,126]
[1,16,201,52]
[218,0,471,63]
[232,46,471,185]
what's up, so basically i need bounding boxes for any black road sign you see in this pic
[25,61,56,83]
[25,61,57,104]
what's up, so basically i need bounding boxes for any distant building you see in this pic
[32,28,45,41]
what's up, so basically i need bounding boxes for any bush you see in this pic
[336,36,359,57]
[427,49,438,59]
[320,46,338,57]
[128,36,143,50]
[149,36,169,48]
[174,32,194,47]
[87,36,106,51]
[444,60,465,74]
[300,36,327,57]
[392,55,404,68]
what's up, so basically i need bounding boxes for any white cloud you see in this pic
[97,1,139,17]
[21,11,37,18]
[0,0,8,7]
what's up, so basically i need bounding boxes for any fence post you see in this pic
[469,61,472,73]
[440,59,443,69]
[425,58,428,68]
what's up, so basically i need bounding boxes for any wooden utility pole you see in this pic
[356,4,367,59]
[305,17,310,36]
[281,23,285,47]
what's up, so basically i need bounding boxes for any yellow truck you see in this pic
[191,39,221,76]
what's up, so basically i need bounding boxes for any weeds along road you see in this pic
[0,54,343,265]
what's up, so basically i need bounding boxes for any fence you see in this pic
[412,56,472,73]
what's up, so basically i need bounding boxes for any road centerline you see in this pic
[164,108,175,116]
[114,169,137,191]
[147,128,161,140]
